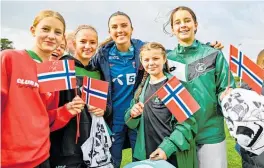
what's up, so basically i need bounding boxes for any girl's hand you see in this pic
[210,41,224,50]
[88,105,105,117]
[149,148,167,161]
[66,95,85,115]
[220,88,233,101]
[130,102,144,118]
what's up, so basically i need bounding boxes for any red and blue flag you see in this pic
[156,76,200,123]
[230,45,264,94]
[37,60,77,93]
[82,77,109,111]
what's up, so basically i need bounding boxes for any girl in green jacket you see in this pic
[125,42,198,168]
[163,6,235,168]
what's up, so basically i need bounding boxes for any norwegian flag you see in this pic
[82,77,109,111]
[230,45,264,94]
[37,60,77,93]
[156,76,200,123]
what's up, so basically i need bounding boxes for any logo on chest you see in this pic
[17,78,39,88]
[109,56,120,60]
[195,63,207,73]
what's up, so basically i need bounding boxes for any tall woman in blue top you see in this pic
[88,11,144,167]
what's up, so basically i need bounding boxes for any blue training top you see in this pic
[109,44,136,131]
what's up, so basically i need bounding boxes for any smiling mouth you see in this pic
[117,35,126,38]
[83,51,92,55]
[51,53,59,57]
[180,30,190,34]
[45,41,55,45]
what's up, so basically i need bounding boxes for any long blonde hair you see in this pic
[134,42,169,102]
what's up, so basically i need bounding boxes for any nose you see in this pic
[85,42,90,48]
[117,26,123,33]
[149,59,154,65]
[47,32,56,40]
[56,47,62,52]
[180,22,187,28]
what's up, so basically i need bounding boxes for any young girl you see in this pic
[50,25,103,168]
[163,6,235,168]
[1,10,84,168]
[125,42,198,168]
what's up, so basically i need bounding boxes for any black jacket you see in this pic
[49,55,93,166]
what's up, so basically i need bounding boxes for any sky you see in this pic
[1,1,264,62]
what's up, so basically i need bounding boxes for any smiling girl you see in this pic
[49,25,103,168]
[1,10,84,168]
[50,37,66,61]
[89,11,145,167]
[125,42,197,168]
[164,6,235,168]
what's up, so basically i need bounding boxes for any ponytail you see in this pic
[134,71,149,103]
[98,37,113,49]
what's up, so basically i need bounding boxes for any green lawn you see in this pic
[120,125,242,168]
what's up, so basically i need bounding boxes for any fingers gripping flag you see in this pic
[156,76,200,123]
[37,60,77,93]
[230,45,264,94]
[82,77,109,111]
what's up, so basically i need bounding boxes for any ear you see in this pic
[194,22,198,33]
[171,26,176,36]
[30,26,36,37]
[163,58,167,65]
[73,40,76,49]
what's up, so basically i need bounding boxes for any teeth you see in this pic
[180,30,189,33]
[52,53,58,57]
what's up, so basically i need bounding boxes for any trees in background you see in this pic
[1,38,15,51]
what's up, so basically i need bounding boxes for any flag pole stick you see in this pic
[75,86,80,144]
[238,44,242,87]
[228,45,232,89]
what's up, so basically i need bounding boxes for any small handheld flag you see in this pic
[156,76,200,123]
[37,60,77,93]
[230,45,264,94]
[82,77,109,111]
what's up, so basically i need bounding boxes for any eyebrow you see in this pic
[111,22,129,26]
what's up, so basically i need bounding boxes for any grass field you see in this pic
[120,125,242,168]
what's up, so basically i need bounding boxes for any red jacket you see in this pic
[1,50,74,168]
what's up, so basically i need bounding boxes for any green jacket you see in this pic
[125,73,198,168]
[167,40,236,144]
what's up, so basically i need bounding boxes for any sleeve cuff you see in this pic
[159,138,178,158]
[59,104,75,122]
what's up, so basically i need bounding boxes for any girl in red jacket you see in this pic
[1,10,85,168]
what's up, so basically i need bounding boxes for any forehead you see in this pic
[109,15,131,25]
[173,10,193,20]
[37,17,64,30]
[141,49,164,57]
[75,29,98,40]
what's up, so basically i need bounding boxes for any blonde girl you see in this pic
[125,42,198,168]
[1,10,84,168]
